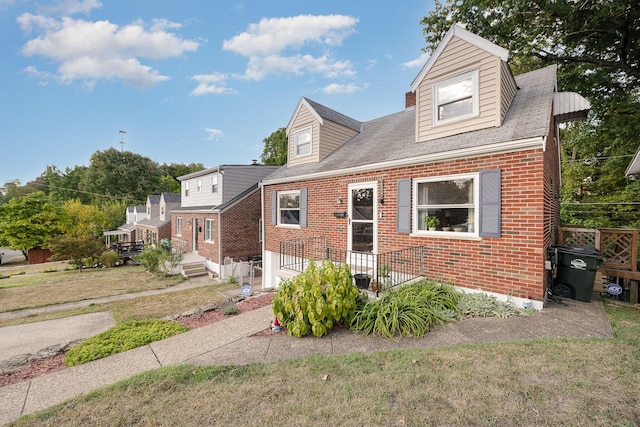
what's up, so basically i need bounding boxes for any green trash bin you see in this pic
[553,246,603,302]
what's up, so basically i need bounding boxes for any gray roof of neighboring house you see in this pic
[171,184,260,214]
[147,194,161,204]
[136,217,172,228]
[177,164,281,181]
[265,65,557,183]
[161,192,181,204]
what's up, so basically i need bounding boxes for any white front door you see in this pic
[347,182,377,254]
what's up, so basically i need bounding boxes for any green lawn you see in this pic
[9,301,640,427]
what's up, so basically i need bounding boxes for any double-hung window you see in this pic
[414,174,478,234]
[278,191,300,226]
[175,217,183,236]
[197,179,202,193]
[211,175,218,193]
[185,182,190,197]
[433,70,478,125]
[295,127,312,157]
[204,219,214,242]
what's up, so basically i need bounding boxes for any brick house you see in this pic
[260,25,590,309]
[136,193,181,245]
[171,164,280,276]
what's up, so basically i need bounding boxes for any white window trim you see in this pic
[176,217,183,236]
[197,179,202,193]
[185,182,190,197]
[411,172,480,239]
[294,127,312,158]
[277,190,301,228]
[432,69,479,126]
[204,218,215,242]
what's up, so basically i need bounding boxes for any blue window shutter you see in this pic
[270,191,277,225]
[299,189,308,228]
[397,179,412,234]
[479,169,501,237]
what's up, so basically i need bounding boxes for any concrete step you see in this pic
[181,262,207,278]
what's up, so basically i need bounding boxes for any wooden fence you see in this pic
[558,227,639,303]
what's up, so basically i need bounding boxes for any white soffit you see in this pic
[554,92,591,123]
[625,146,640,176]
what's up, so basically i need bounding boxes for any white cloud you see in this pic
[221,14,358,81]
[204,128,226,140]
[402,52,429,69]
[18,14,199,88]
[321,82,363,95]
[38,0,102,16]
[24,65,50,85]
[190,73,235,96]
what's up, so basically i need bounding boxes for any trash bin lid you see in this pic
[554,245,603,259]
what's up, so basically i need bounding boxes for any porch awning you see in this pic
[103,230,129,236]
[554,92,591,123]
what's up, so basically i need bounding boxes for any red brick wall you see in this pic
[170,189,262,263]
[221,189,263,261]
[264,148,550,301]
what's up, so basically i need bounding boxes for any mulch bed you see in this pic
[0,293,277,388]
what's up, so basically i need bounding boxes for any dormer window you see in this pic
[295,127,312,157]
[433,69,479,125]
[185,182,190,197]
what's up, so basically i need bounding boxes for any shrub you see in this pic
[222,304,239,315]
[99,250,121,267]
[455,292,526,319]
[351,280,460,339]
[135,245,183,276]
[272,260,360,338]
[64,320,189,366]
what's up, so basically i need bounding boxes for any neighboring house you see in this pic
[261,25,590,309]
[171,164,280,276]
[136,193,181,245]
[103,204,146,246]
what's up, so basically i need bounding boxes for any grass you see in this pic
[0,283,236,328]
[8,301,640,426]
[0,265,185,313]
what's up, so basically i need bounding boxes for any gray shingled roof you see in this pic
[161,192,181,203]
[303,97,362,132]
[265,65,557,183]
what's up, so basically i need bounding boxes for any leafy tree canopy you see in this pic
[0,192,65,255]
[421,0,640,228]
[260,127,288,165]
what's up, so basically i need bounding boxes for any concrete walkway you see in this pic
[0,294,613,426]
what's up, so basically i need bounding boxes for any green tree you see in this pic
[260,127,288,165]
[46,233,105,269]
[157,162,204,193]
[0,192,65,258]
[421,0,640,228]
[79,148,161,205]
[60,200,109,237]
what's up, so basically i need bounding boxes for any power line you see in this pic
[30,182,145,204]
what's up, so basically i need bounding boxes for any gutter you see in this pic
[263,136,545,186]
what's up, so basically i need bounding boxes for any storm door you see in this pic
[348,183,377,253]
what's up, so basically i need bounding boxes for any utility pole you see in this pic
[119,130,126,152]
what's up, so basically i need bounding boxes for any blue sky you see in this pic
[0,0,435,185]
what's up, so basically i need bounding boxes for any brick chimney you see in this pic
[405,91,416,108]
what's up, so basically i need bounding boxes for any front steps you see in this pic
[181,262,207,278]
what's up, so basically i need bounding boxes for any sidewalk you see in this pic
[0,296,613,426]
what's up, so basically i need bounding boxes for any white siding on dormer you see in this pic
[500,60,518,124]
[415,36,502,142]
[319,120,359,161]
[288,104,319,167]
[181,173,223,208]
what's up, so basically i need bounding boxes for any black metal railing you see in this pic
[279,237,426,291]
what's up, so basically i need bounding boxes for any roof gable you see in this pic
[410,25,509,92]
[286,97,361,136]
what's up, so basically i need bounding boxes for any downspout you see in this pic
[218,211,222,278]
[260,182,265,290]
